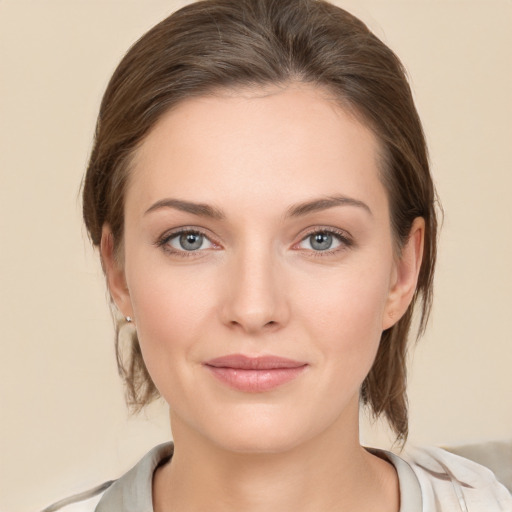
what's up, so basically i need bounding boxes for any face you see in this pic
[104,84,422,454]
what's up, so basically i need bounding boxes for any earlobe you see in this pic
[100,225,134,319]
[382,217,425,330]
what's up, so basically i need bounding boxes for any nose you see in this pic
[220,243,290,334]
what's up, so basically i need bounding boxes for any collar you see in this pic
[96,443,421,512]
[96,443,173,512]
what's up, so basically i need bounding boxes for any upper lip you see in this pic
[204,354,307,370]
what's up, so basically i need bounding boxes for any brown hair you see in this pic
[83,0,438,443]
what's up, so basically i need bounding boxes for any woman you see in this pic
[46,0,511,510]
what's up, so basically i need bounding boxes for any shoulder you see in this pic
[40,443,173,512]
[404,446,512,511]
[39,481,113,512]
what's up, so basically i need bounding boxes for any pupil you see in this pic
[180,232,202,250]
[311,232,332,250]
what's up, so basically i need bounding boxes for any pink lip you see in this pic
[204,355,308,393]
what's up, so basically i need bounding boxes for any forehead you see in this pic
[127,84,386,216]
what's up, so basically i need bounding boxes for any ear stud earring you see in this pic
[126,316,133,323]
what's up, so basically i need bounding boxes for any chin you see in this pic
[211,427,309,455]
[194,404,325,455]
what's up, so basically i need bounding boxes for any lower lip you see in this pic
[205,366,307,392]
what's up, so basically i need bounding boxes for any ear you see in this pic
[100,224,134,320]
[382,217,425,330]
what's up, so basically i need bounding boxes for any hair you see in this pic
[83,0,438,443]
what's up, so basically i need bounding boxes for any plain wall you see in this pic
[1,1,511,511]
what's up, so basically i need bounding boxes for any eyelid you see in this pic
[155,226,222,256]
[154,225,353,257]
[292,226,354,253]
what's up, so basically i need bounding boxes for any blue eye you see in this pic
[166,231,214,252]
[297,230,348,252]
[310,232,336,251]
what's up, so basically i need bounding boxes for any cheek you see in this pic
[127,250,219,329]
[303,262,390,329]
[124,262,219,392]
[296,262,392,370]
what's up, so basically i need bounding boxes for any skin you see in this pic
[102,83,424,512]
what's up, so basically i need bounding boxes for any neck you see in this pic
[153,407,399,512]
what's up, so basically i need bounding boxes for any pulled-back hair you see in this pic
[83,0,438,443]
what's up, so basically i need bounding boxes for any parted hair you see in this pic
[83,0,438,443]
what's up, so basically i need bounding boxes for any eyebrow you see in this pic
[286,195,372,217]
[144,194,372,220]
[144,198,225,219]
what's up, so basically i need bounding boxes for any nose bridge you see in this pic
[222,236,288,333]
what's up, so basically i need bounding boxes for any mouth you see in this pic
[203,354,308,393]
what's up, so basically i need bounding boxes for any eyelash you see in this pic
[295,227,354,257]
[155,227,353,258]
[155,228,220,258]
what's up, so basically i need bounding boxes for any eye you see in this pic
[296,229,352,253]
[159,229,216,254]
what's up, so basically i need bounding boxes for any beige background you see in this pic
[1,1,511,511]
